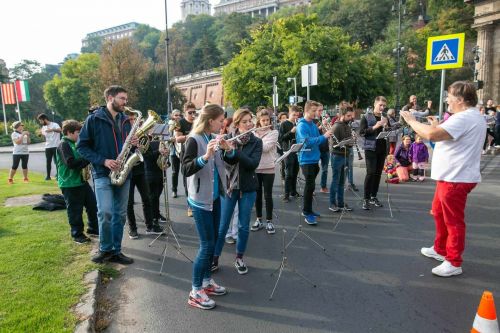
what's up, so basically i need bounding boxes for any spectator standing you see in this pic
[38,113,61,180]
[8,121,30,184]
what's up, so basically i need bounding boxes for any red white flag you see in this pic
[1,83,16,105]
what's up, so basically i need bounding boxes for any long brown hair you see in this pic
[233,108,253,128]
[256,108,273,129]
[191,104,224,135]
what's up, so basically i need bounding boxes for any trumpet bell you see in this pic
[136,110,161,138]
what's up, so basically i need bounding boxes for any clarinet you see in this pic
[350,127,363,161]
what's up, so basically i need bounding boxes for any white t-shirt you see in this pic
[11,131,29,155]
[431,108,486,183]
[42,122,61,148]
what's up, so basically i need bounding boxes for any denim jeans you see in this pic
[346,147,354,185]
[215,190,257,257]
[320,151,329,188]
[329,154,347,206]
[94,177,130,254]
[191,198,221,289]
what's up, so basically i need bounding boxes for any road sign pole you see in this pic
[307,65,311,101]
[438,69,446,120]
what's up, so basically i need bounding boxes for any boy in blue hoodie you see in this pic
[296,100,332,225]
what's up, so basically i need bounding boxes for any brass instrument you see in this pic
[157,138,173,169]
[82,164,91,182]
[109,107,160,186]
[321,116,336,152]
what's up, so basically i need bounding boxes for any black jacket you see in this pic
[279,120,295,152]
[230,133,263,192]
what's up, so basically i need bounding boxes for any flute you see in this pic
[215,125,272,151]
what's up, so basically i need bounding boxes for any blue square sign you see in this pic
[426,33,465,70]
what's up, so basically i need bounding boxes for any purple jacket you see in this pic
[394,143,411,167]
[409,142,429,163]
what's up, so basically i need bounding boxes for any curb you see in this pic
[74,269,101,333]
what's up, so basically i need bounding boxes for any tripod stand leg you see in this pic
[298,227,327,252]
[269,260,285,300]
[159,242,168,275]
[287,263,317,287]
[168,225,193,263]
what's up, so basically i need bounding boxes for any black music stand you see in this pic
[376,129,403,218]
[148,124,192,274]
[269,143,326,300]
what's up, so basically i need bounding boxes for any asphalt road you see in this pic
[2,152,499,332]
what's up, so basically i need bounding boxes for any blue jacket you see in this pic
[77,106,132,179]
[296,117,326,165]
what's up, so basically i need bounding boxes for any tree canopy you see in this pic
[223,14,393,109]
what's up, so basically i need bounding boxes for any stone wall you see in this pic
[470,0,500,103]
[171,70,224,109]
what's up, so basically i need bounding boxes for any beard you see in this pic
[112,100,124,113]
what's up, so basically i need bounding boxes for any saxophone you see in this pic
[109,107,160,186]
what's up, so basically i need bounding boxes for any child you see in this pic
[409,135,429,182]
[384,154,399,184]
[8,121,30,184]
[56,120,99,244]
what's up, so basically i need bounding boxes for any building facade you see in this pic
[181,0,212,20]
[82,22,139,48]
[466,0,500,103]
[214,0,310,17]
[171,69,224,109]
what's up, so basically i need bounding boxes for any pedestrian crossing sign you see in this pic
[426,33,465,70]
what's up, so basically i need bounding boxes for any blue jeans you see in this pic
[346,147,354,185]
[94,177,130,254]
[215,190,257,257]
[190,198,221,289]
[329,154,347,206]
[320,151,329,188]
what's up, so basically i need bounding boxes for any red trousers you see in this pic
[431,181,476,267]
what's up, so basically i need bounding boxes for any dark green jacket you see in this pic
[56,136,89,188]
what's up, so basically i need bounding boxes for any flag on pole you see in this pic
[0,83,16,104]
[15,80,30,102]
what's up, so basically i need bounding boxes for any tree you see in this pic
[136,66,186,117]
[81,35,103,54]
[0,59,8,82]
[223,14,393,109]
[214,13,254,64]
[44,53,101,120]
[9,60,43,80]
[99,38,150,105]
[133,24,162,61]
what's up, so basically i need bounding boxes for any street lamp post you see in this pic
[287,77,297,105]
[164,0,172,116]
[392,0,406,114]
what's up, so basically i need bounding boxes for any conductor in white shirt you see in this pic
[400,81,486,277]
[37,113,62,180]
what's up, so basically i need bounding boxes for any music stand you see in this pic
[269,143,327,300]
[331,138,356,231]
[148,123,192,274]
[376,128,403,218]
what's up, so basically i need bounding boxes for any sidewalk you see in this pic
[0,142,45,154]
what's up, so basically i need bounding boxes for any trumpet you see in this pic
[215,125,272,151]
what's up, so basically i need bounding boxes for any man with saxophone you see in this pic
[78,85,138,265]
[328,106,355,212]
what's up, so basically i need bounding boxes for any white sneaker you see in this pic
[188,289,216,310]
[250,219,264,231]
[431,260,462,277]
[420,246,445,261]
[482,149,487,155]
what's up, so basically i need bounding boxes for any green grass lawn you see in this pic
[0,170,96,332]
